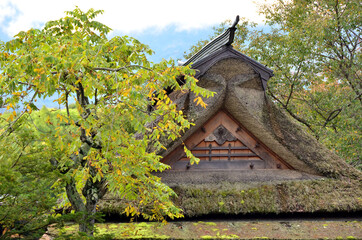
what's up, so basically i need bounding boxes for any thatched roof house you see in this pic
[100,17,361,218]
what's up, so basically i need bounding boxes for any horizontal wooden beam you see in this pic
[192,153,258,158]
[171,159,265,171]
[192,146,249,151]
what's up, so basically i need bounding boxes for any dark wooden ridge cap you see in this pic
[183,15,240,66]
[182,16,274,90]
[191,46,274,91]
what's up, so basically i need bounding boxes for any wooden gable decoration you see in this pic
[162,110,292,171]
[159,16,326,177]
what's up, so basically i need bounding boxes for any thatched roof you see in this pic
[160,55,360,179]
[99,22,361,218]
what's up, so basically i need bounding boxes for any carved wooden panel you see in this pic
[162,110,292,171]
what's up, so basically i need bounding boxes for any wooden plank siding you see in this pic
[162,110,293,171]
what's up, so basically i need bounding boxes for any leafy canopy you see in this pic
[0,7,212,235]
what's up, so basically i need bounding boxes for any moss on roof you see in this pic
[99,178,361,217]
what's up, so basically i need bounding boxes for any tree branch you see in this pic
[65,91,70,118]
[65,177,86,213]
[285,81,295,107]
[93,65,153,72]
[322,92,362,127]
[269,90,314,133]
[0,90,38,139]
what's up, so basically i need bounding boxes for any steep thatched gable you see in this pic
[99,18,361,218]
[160,55,360,179]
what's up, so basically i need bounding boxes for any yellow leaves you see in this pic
[85,128,91,136]
[121,88,131,97]
[75,79,82,85]
[34,68,45,74]
[193,96,207,108]
[12,92,22,96]
[27,104,32,114]
[184,145,200,165]
[6,103,13,110]
[45,116,53,125]
[56,113,69,124]
[54,97,63,105]
[147,88,155,98]
[160,145,167,150]
[58,135,64,151]
[7,112,15,121]
[124,205,138,217]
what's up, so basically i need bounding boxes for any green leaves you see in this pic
[0,7,212,235]
[253,0,361,168]
[0,117,60,238]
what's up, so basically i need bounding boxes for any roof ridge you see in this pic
[183,15,239,66]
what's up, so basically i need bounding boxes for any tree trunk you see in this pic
[65,178,92,235]
[78,166,107,236]
[78,201,97,235]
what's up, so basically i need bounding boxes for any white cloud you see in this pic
[1,0,275,37]
[0,1,15,24]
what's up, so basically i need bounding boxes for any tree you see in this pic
[184,0,361,168]
[251,0,361,168]
[0,114,59,239]
[0,8,212,236]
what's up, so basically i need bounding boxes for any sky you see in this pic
[0,0,275,61]
[0,0,274,108]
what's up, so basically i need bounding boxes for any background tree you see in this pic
[0,114,59,239]
[184,0,361,169]
[0,8,211,236]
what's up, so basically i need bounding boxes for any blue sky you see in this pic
[0,0,274,60]
[0,0,274,108]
